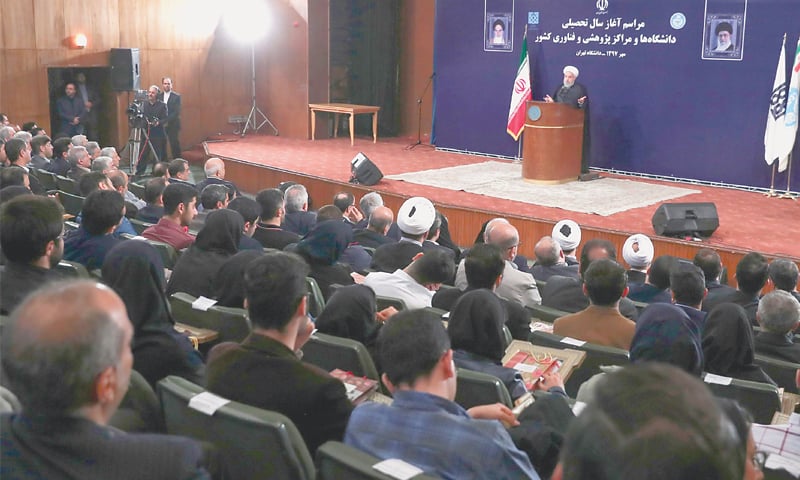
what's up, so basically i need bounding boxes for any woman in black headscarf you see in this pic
[213,249,265,308]
[315,284,382,346]
[102,240,205,388]
[295,220,354,300]
[703,303,776,385]
[167,209,243,298]
[447,289,527,400]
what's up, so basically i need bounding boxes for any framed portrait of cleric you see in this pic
[702,13,746,60]
[484,1,513,52]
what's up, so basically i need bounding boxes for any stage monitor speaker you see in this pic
[110,48,140,91]
[652,202,719,238]
[349,152,383,186]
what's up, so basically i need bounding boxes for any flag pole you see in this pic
[779,153,798,200]
[766,162,778,197]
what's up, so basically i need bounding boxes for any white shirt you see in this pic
[363,269,434,310]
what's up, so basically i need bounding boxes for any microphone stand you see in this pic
[405,72,435,150]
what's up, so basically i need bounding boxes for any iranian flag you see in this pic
[507,30,531,141]
[774,36,800,172]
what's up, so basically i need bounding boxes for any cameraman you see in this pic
[136,85,167,176]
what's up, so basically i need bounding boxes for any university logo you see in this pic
[596,0,609,12]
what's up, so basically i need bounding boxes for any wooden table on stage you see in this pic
[522,100,584,183]
[309,103,380,146]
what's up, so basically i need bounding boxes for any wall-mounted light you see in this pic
[73,33,88,49]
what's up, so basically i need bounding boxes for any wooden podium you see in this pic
[522,101,584,184]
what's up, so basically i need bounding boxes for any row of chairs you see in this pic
[158,375,438,479]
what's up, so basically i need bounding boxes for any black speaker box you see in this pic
[110,48,140,91]
[349,152,383,186]
[652,202,719,237]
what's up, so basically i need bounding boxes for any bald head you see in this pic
[534,235,562,266]
[2,281,132,420]
[368,206,394,234]
[204,157,225,179]
[486,221,519,260]
[482,217,510,244]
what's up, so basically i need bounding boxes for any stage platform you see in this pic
[204,134,800,266]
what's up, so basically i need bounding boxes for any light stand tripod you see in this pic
[241,43,278,137]
[405,72,436,150]
[127,120,159,176]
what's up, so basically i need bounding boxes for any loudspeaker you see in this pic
[652,202,719,237]
[110,48,140,91]
[349,152,383,186]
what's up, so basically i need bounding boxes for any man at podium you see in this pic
[545,65,591,173]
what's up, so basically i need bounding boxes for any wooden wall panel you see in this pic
[33,0,66,49]
[1,1,35,49]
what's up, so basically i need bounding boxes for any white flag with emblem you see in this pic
[765,35,788,167]
[774,36,800,172]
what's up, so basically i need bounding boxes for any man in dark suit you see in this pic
[282,183,316,236]
[754,290,800,364]
[252,188,300,250]
[1,280,211,479]
[693,247,736,300]
[158,77,182,159]
[769,259,800,303]
[669,262,708,343]
[544,66,590,173]
[531,235,579,283]
[353,205,395,249]
[195,157,241,198]
[702,252,769,326]
[55,82,86,137]
[542,239,639,321]
[137,85,168,175]
[206,252,353,454]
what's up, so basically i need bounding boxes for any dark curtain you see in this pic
[330,0,401,137]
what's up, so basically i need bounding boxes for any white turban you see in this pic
[622,234,655,268]
[563,65,580,78]
[552,220,581,251]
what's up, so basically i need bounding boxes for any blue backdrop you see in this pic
[433,0,800,189]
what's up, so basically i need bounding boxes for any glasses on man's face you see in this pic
[753,451,767,471]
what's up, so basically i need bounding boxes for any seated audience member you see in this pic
[108,169,144,215]
[0,281,211,479]
[282,183,316,236]
[718,400,768,480]
[703,303,776,385]
[77,173,137,238]
[553,259,635,350]
[314,204,371,274]
[364,249,455,309]
[100,146,121,170]
[627,255,677,304]
[576,302,706,403]
[431,210,461,261]
[371,196,436,273]
[102,241,205,388]
[531,235,580,282]
[354,191,384,230]
[0,196,65,314]
[333,191,363,228]
[195,157,240,197]
[0,186,32,204]
[669,262,709,341]
[448,290,530,401]
[0,166,30,191]
[621,233,654,285]
[345,308,541,479]
[5,138,43,195]
[142,183,198,250]
[558,364,744,480]
[703,252,769,325]
[167,209,243,298]
[190,184,230,232]
[206,252,353,453]
[167,158,195,188]
[136,177,166,223]
[456,219,541,308]
[71,134,88,148]
[86,141,101,161]
[315,284,397,358]
[252,188,300,250]
[212,250,265,308]
[66,146,91,182]
[90,155,114,174]
[552,219,581,266]
[754,290,800,364]
[150,161,171,181]
[541,239,639,321]
[353,205,395,249]
[226,196,263,251]
[769,258,800,303]
[48,136,72,176]
[295,219,355,299]
[422,210,457,262]
[29,134,52,170]
[63,190,124,270]
[433,243,531,339]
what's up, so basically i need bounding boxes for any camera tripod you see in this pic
[127,122,159,176]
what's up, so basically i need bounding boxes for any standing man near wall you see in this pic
[56,82,86,138]
[545,65,591,174]
[137,85,168,176]
[158,77,181,159]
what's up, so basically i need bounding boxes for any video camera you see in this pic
[126,89,149,126]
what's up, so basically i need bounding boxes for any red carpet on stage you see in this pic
[205,134,800,259]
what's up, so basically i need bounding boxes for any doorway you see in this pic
[47,67,117,147]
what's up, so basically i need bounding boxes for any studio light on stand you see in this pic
[225,1,278,137]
